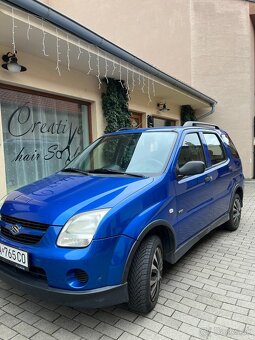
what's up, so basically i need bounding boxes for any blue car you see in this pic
[0,121,244,313]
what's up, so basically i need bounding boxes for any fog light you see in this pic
[66,269,88,288]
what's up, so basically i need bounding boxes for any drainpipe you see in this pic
[197,103,216,120]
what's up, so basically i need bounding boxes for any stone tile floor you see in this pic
[0,181,254,339]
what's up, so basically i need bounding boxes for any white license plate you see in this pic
[0,242,29,270]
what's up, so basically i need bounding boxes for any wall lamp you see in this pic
[2,51,27,73]
[157,103,170,112]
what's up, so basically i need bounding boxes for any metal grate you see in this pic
[74,269,88,284]
[1,215,49,231]
[0,226,42,245]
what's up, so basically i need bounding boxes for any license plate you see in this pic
[0,242,29,271]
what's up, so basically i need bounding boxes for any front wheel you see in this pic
[223,193,242,231]
[128,235,163,314]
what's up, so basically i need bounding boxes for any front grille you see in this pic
[0,226,42,245]
[1,215,49,231]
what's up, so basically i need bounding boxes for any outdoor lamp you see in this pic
[157,103,170,112]
[2,51,27,73]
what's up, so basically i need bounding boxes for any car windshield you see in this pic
[63,131,177,177]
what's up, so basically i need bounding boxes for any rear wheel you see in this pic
[128,235,163,314]
[224,193,242,231]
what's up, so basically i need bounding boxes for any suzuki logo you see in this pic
[10,224,21,235]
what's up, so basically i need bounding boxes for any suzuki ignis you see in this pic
[0,122,244,313]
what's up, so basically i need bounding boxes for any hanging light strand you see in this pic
[78,40,83,60]
[41,20,49,56]
[104,55,109,83]
[27,14,32,40]
[131,68,135,92]
[148,78,152,104]
[11,8,17,53]
[112,60,117,76]
[119,62,124,88]
[56,28,61,76]
[96,49,102,89]
[152,80,156,97]
[66,34,70,71]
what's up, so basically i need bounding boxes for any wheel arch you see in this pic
[235,186,243,206]
[122,220,176,283]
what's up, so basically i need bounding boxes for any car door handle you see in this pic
[204,175,212,183]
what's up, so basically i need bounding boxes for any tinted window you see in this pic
[178,133,205,168]
[204,133,226,165]
[221,133,240,159]
[66,131,177,176]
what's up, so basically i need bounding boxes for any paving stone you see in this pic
[115,319,143,336]
[54,315,80,331]
[95,321,123,339]
[160,325,190,340]
[0,324,17,340]
[53,327,80,340]
[17,310,41,325]
[34,318,60,334]
[134,315,162,333]
[13,321,38,338]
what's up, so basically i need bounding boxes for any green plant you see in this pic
[102,78,131,133]
[181,105,197,125]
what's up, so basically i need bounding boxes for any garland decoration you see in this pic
[102,78,131,133]
[181,105,197,125]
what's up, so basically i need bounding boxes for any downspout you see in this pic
[197,103,216,120]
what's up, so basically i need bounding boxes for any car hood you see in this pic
[1,172,153,225]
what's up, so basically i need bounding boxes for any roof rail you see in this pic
[183,121,220,129]
[116,127,131,131]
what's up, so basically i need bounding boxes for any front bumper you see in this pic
[0,260,128,308]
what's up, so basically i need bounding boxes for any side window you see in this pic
[204,133,226,165]
[178,133,205,168]
[221,133,240,159]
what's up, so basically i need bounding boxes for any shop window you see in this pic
[153,117,176,127]
[0,87,90,192]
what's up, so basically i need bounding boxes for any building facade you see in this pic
[0,0,254,197]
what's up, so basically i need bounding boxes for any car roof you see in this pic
[107,125,225,136]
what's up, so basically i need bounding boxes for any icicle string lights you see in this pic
[96,49,102,89]
[104,55,109,84]
[11,8,17,53]
[56,28,61,76]
[78,40,83,60]
[27,15,32,40]
[67,35,70,71]
[8,3,157,102]
[42,20,49,56]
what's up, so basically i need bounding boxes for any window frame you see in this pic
[202,132,228,168]
[175,131,207,178]
[0,84,92,193]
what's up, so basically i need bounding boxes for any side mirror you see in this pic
[177,161,205,178]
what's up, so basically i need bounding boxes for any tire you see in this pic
[223,193,242,231]
[128,235,163,314]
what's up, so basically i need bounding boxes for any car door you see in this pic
[202,132,232,219]
[173,131,215,246]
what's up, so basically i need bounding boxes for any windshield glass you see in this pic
[64,131,177,176]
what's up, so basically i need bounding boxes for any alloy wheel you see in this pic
[150,246,163,301]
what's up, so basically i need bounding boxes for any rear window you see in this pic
[203,133,226,165]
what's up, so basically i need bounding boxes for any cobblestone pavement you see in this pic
[0,182,254,340]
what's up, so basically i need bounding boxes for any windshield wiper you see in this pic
[88,168,146,178]
[61,167,89,176]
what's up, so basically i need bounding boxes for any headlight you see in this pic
[57,209,110,248]
[0,194,8,212]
